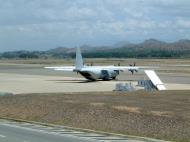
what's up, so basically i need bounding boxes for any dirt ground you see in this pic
[0,91,189,142]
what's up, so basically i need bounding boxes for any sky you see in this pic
[0,0,190,51]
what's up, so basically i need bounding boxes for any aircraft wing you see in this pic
[93,66,158,73]
[92,66,139,72]
[44,66,75,71]
[99,65,158,71]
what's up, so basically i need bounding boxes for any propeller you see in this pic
[129,62,136,66]
[129,62,138,75]
[130,69,138,75]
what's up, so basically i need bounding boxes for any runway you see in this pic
[0,64,189,94]
[0,122,96,142]
[0,120,167,142]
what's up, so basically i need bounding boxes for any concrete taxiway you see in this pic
[0,72,189,94]
[0,73,123,94]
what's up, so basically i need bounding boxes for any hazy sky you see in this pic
[0,0,190,51]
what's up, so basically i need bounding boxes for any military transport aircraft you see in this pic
[45,47,141,81]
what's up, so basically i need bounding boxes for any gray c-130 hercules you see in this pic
[45,47,141,81]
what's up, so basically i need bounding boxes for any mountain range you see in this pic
[1,39,190,59]
[46,39,190,58]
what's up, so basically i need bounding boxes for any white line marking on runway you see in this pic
[0,134,6,138]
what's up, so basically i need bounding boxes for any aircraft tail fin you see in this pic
[75,47,83,70]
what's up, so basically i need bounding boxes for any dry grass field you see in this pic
[0,91,189,142]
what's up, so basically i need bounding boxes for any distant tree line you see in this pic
[81,48,190,58]
[0,48,190,59]
[0,51,43,59]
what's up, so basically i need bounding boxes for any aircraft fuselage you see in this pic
[76,67,119,81]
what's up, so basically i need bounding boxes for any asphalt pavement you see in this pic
[0,122,99,142]
[0,120,167,142]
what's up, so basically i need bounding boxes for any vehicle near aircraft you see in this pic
[45,47,140,81]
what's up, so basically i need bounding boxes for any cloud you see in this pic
[176,19,190,28]
[0,0,190,51]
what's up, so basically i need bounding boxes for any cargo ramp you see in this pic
[144,70,166,91]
